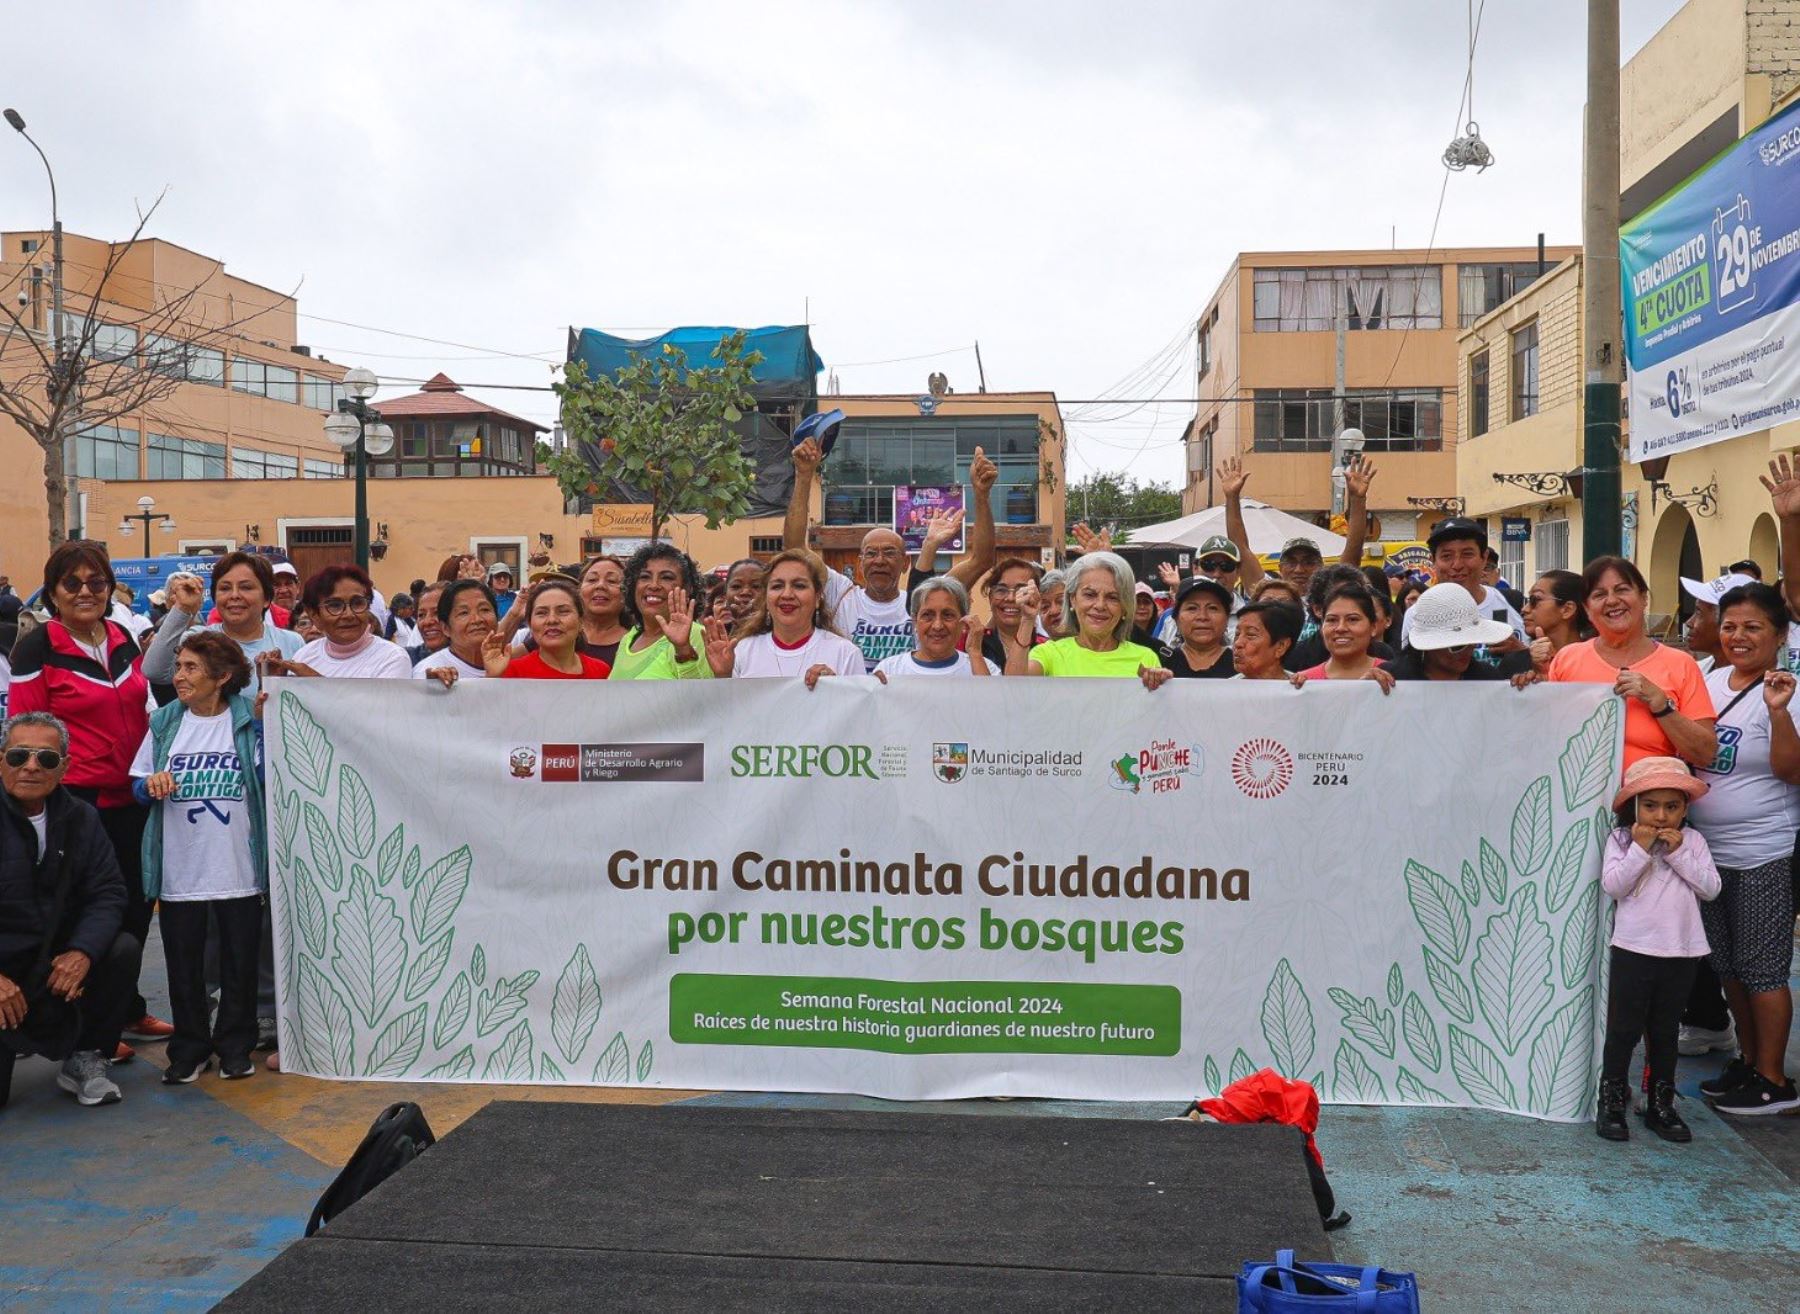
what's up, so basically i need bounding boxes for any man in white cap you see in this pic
[1680,573,1757,676]
[270,561,301,620]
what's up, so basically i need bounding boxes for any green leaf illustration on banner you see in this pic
[1228,1047,1255,1085]
[434,972,471,1049]
[1544,819,1591,915]
[539,1054,567,1082]
[1203,1055,1221,1094]
[278,877,297,1003]
[332,869,408,1029]
[402,845,423,890]
[1395,1067,1450,1104]
[364,1003,428,1078]
[1527,985,1595,1118]
[483,1019,535,1081]
[1259,958,1316,1077]
[272,767,297,870]
[1560,886,1600,990]
[594,1031,632,1084]
[376,824,405,887]
[1472,882,1554,1054]
[411,845,472,944]
[1332,1040,1387,1102]
[1404,860,1469,961]
[297,957,354,1075]
[551,944,603,1066]
[1327,988,1396,1059]
[1478,838,1509,904]
[1594,807,1612,855]
[1559,698,1620,810]
[470,944,487,988]
[476,970,540,1037]
[1421,945,1475,1024]
[404,929,455,1002]
[637,1040,654,1082]
[303,802,343,893]
[337,764,376,858]
[1459,860,1480,906]
[1402,993,1441,1072]
[1448,1025,1516,1107]
[1386,963,1403,1008]
[295,858,327,959]
[1308,1070,1325,1093]
[1510,776,1553,879]
[278,692,334,796]
[424,1046,474,1080]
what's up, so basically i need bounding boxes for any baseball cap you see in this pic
[1279,537,1323,561]
[1197,535,1241,564]
[272,561,299,579]
[792,407,846,458]
[1679,572,1756,607]
[1427,517,1488,551]
[1133,581,1156,600]
[1175,574,1237,614]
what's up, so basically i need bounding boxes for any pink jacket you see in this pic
[1601,828,1720,959]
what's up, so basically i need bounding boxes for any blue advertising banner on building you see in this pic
[1621,100,1800,459]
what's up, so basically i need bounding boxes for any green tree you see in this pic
[548,331,765,542]
[1065,471,1182,544]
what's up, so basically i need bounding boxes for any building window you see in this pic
[232,448,299,479]
[749,535,784,555]
[304,458,345,479]
[1197,314,1214,377]
[300,375,342,411]
[20,239,39,254]
[822,416,1042,527]
[473,540,524,577]
[65,423,140,480]
[1458,262,1548,327]
[1469,351,1490,437]
[1252,389,1443,452]
[1497,535,1525,590]
[1252,266,1442,332]
[1536,518,1570,574]
[232,358,301,402]
[146,432,226,480]
[1510,322,1539,420]
[1187,418,1216,474]
[84,322,138,364]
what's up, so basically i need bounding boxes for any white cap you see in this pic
[1405,583,1515,651]
[272,561,299,578]
[1679,572,1755,607]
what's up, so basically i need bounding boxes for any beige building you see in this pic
[1456,0,1800,610]
[1182,245,1576,542]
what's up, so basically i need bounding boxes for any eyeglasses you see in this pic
[4,747,64,770]
[319,595,372,616]
[58,575,111,596]
[1198,558,1236,573]
[1442,644,1471,655]
[990,586,1033,600]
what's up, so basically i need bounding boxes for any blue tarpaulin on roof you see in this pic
[567,325,822,397]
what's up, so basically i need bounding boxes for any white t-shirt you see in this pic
[389,617,421,649]
[130,710,259,901]
[1400,584,1525,648]
[873,650,973,679]
[27,807,46,861]
[412,648,487,680]
[211,620,305,698]
[824,574,912,673]
[732,629,866,680]
[110,601,152,642]
[1786,621,1800,674]
[1690,666,1800,868]
[293,636,414,679]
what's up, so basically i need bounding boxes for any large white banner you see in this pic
[265,678,1623,1121]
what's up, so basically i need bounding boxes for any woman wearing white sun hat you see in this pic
[1386,583,1519,683]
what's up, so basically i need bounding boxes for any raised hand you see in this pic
[656,585,695,641]
[1013,581,1042,642]
[701,612,737,677]
[962,612,988,647]
[1763,452,1800,519]
[969,445,997,494]
[1157,561,1180,589]
[921,507,965,551]
[792,436,824,476]
[1071,521,1112,555]
[480,628,511,678]
[1215,456,1249,499]
[1342,453,1378,501]
[167,573,206,616]
[1766,669,1796,714]
[1529,636,1555,669]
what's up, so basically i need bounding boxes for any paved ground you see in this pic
[2,931,1796,1311]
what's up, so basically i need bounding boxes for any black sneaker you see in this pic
[218,1056,256,1080]
[1712,1074,1800,1117]
[1700,1055,1757,1100]
[162,1057,208,1085]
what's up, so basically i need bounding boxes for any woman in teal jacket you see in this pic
[130,631,266,1083]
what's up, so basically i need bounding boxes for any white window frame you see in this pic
[1535,517,1570,574]
[278,516,356,551]
[1497,535,1525,590]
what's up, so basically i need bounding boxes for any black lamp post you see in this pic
[323,367,393,571]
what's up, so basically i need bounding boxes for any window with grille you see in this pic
[1536,518,1570,574]
[1511,322,1539,420]
[1469,351,1490,437]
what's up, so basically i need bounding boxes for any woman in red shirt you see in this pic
[484,580,610,680]
[1293,582,1395,691]
[1547,556,1716,770]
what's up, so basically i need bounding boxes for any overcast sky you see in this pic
[6,0,1688,488]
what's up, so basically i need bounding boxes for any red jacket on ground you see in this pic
[1197,1068,1325,1168]
[7,619,150,808]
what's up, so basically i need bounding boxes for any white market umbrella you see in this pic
[1128,499,1347,558]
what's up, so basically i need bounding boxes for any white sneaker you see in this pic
[1677,1024,1734,1056]
[57,1051,123,1106]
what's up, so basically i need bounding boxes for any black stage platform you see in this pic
[219,1102,1329,1311]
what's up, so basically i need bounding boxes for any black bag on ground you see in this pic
[305,1101,436,1237]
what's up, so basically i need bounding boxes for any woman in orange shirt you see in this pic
[1547,556,1716,770]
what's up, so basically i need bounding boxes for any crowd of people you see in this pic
[1,447,1797,1135]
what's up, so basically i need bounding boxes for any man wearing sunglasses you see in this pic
[1,712,142,1109]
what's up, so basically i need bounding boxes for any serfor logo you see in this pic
[508,746,538,779]
[1231,738,1294,799]
[932,742,969,784]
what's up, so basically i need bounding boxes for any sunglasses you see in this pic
[58,575,111,596]
[1198,558,1236,572]
[4,747,64,770]
[320,595,372,616]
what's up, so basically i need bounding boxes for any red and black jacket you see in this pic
[7,620,150,808]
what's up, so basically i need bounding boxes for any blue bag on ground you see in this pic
[1238,1249,1420,1312]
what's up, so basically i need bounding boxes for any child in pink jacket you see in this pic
[1596,756,1721,1144]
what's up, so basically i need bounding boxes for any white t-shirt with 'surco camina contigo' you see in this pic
[824,573,912,674]
[130,709,259,901]
[1690,666,1800,868]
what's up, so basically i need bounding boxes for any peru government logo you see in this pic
[1231,738,1294,799]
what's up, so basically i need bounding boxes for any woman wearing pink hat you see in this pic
[1596,757,1720,1144]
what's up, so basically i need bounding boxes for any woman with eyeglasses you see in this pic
[268,565,412,679]
[978,558,1045,672]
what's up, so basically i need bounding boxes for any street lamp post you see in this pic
[116,494,177,542]
[6,106,70,535]
[325,367,394,571]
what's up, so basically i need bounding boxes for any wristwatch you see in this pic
[1651,699,1676,718]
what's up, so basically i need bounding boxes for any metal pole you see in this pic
[1580,0,1623,563]
[1331,280,1348,518]
[354,431,370,572]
